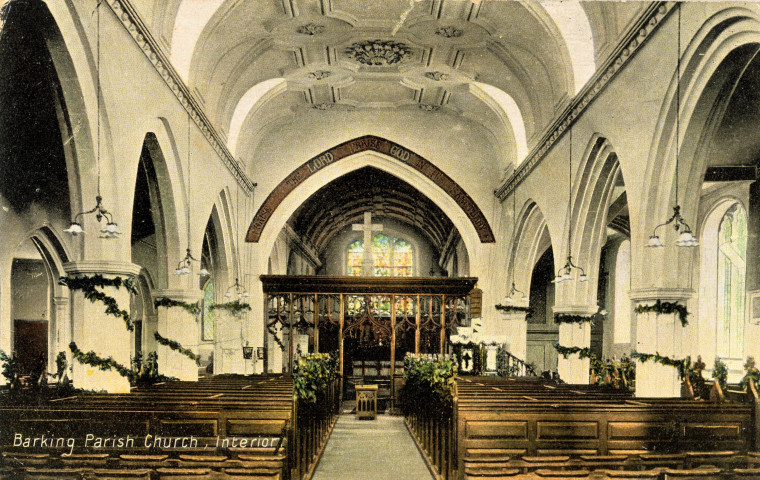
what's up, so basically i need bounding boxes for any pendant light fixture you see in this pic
[554,127,588,284]
[500,184,527,306]
[225,182,249,299]
[175,112,200,275]
[65,1,120,239]
[647,5,698,248]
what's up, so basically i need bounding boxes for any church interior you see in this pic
[2,0,760,479]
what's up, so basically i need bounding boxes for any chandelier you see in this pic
[554,127,588,284]
[646,5,698,248]
[65,3,119,239]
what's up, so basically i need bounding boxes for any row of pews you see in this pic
[0,374,339,480]
[407,376,760,480]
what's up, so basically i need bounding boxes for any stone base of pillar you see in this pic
[557,322,591,384]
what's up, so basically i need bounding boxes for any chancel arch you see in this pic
[250,148,485,279]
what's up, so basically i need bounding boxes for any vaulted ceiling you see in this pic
[137,0,646,174]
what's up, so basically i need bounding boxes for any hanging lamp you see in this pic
[647,5,698,248]
[554,127,588,284]
[65,2,120,239]
[175,112,201,275]
[499,183,528,306]
[224,182,249,299]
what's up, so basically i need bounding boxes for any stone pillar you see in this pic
[557,321,592,384]
[631,290,691,397]
[65,261,142,393]
[53,296,70,374]
[215,309,248,375]
[496,310,528,362]
[153,289,201,381]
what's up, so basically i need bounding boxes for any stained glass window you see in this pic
[202,279,215,341]
[347,233,414,277]
[717,203,746,359]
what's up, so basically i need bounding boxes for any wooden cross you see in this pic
[352,211,383,276]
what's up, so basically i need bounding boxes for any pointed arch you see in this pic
[510,200,552,296]
[246,136,495,246]
[565,134,624,306]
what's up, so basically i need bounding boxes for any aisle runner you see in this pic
[312,414,434,480]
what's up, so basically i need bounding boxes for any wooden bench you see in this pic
[0,374,337,480]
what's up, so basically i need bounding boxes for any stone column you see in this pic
[53,296,70,374]
[153,288,202,381]
[495,309,528,362]
[631,289,691,397]
[557,321,592,384]
[65,261,142,393]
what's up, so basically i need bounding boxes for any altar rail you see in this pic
[405,376,758,480]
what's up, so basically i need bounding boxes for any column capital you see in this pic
[63,260,142,277]
[152,288,204,303]
[629,287,694,303]
[53,296,69,306]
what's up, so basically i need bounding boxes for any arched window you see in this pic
[717,203,746,359]
[347,233,414,276]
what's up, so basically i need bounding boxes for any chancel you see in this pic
[1,0,760,479]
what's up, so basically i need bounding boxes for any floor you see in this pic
[311,412,435,480]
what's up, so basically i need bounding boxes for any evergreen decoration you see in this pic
[554,313,594,325]
[552,342,595,360]
[293,353,339,403]
[496,345,523,377]
[712,358,728,390]
[634,300,689,327]
[69,342,132,378]
[154,297,201,315]
[54,351,67,381]
[59,275,137,331]
[399,353,458,416]
[130,351,172,386]
[0,349,20,389]
[209,300,251,316]
[268,326,286,351]
[154,332,199,362]
[740,357,759,392]
[495,305,532,314]
[631,350,690,379]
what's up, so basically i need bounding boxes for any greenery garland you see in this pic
[69,341,132,378]
[267,326,286,351]
[59,275,137,331]
[400,353,458,416]
[154,297,201,315]
[552,342,595,360]
[154,332,199,362]
[554,313,594,325]
[495,305,532,314]
[630,350,689,378]
[209,300,251,316]
[634,300,689,327]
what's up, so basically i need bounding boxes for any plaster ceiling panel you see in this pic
[340,80,417,107]
[203,48,295,125]
[328,0,430,28]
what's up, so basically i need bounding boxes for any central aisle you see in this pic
[311,414,435,480]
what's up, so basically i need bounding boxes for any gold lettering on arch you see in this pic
[245,136,495,243]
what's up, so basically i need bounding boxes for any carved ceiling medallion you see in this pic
[296,23,325,35]
[435,26,463,38]
[345,40,412,66]
[425,71,449,81]
[307,70,332,80]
